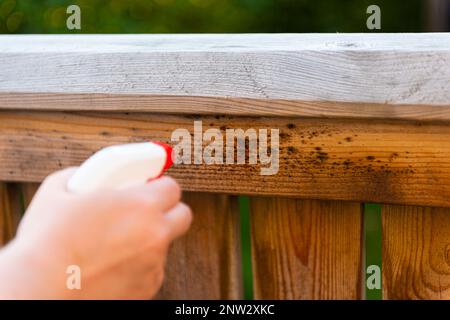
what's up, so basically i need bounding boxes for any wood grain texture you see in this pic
[4,93,450,121]
[250,198,362,299]
[0,183,22,245]
[1,34,450,120]
[21,183,40,210]
[382,205,450,299]
[156,192,242,299]
[2,111,450,206]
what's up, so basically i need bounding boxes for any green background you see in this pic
[1,0,423,34]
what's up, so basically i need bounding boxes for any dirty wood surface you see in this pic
[2,111,450,207]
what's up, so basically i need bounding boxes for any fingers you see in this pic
[122,177,191,241]
[163,202,192,241]
[125,176,181,212]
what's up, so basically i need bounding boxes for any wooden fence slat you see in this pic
[5,112,450,207]
[0,183,22,245]
[250,198,362,299]
[382,205,450,299]
[21,183,40,210]
[0,183,14,245]
[156,192,243,299]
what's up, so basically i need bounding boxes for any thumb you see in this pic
[40,167,79,194]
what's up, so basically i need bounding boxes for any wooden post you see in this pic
[156,192,243,299]
[21,183,40,210]
[382,205,450,299]
[0,183,22,246]
[250,198,362,299]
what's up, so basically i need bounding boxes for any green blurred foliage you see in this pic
[0,0,424,34]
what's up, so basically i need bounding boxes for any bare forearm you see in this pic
[0,240,69,299]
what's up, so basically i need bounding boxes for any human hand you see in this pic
[0,168,192,299]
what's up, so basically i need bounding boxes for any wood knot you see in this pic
[446,244,450,265]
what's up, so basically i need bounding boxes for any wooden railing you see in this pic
[0,34,450,299]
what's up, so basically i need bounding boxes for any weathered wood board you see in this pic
[382,205,450,299]
[250,198,362,299]
[156,192,243,299]
[1,34,450,121]
[2,111,450,207]
[0,183,22,245]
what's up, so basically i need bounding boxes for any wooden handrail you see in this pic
[2,34,450,206]
[1,34,450,120]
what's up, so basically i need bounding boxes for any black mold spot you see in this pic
[343,159,353,168]
[316,151,329,162]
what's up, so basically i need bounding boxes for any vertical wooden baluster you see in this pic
[0,183,22,246]
[250,197,363,299]
[156,192,243,299]
[382,205,450,299]
[21,183,40,211]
